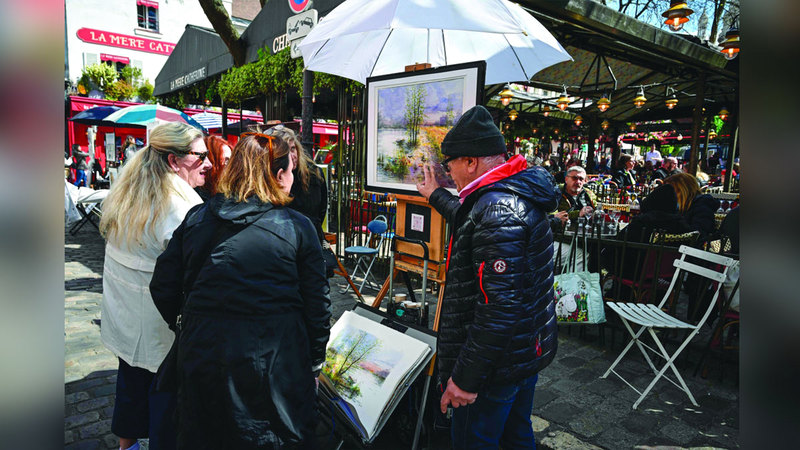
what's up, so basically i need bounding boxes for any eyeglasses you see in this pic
[441,155,460,173]
[184,150,208,161]
[240,132,275,165]
[567,175,586,182]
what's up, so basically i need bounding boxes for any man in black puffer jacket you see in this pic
[416,105,559,449]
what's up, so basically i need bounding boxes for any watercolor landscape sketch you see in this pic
[366,64,482,194]
[320,311,432,440]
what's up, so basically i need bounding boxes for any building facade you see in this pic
[64,0,248,86]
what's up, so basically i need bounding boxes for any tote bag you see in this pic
[553,230,606,324]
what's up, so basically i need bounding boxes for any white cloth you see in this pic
[101,174,202,372]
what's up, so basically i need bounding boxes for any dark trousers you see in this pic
[450,374,538,449]
[111,358,176,449]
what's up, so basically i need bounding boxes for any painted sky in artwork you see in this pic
[377,78,464,127]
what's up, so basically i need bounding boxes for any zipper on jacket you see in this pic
[478,261,488,304]
[445,236,453,272]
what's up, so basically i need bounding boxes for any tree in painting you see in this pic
[404,84,425,147]
[324,329,383,398]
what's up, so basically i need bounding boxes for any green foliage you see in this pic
[119,65,143,84]
[104,80,135,101]
[137,80,154,102]
[81,63,118,89]
[217,46,364,103]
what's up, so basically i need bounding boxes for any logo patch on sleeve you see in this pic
[492,259,507,273]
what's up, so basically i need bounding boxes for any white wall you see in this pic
[65,0,232,85]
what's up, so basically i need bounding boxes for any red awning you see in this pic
[101,53,130,64]
[137,0,158,8]
[312,123,339,135]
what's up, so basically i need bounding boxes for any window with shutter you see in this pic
[137,3,159,32]
[83,52,99,68]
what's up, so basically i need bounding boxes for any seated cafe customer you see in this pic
[550,165,596,230]
[612,154,637,190]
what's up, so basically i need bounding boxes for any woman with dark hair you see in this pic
[100,122,211,450]
[150,133,331,449]
[195,135,232,201]
[264,126,327,241]
[612,153,636,190]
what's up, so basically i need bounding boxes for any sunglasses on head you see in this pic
[240,132,276,165]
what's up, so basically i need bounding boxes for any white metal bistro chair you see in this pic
[65,180,108,235]
[601,245,736,409]
[341,215,389,294]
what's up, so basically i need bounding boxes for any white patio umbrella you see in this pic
[297,0,572,85]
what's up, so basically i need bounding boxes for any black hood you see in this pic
[207,194,275,225]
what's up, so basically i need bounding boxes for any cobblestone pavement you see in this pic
[65,224,739,449]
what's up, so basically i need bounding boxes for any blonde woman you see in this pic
[100,122,211,450]
[150,133,331,448]
[664,172,720,242]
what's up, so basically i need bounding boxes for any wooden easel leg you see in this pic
[371,269,398,308]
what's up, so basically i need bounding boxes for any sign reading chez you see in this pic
[170,67,207,91]
[77,28,176,56]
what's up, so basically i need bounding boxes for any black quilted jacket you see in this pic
[428,159,560,392]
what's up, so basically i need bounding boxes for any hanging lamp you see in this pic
[601,120,610,130]
[542,105,551,117]
[574,115,583,126]
[718,107,730,121]
[719,25,740,60]
[508,109,518,121]
[596,95,610,112]
[665,95,678,109]
[633,87,647,108]
[662,1,694,32]
[499,85,514,106]
[557,87,570,111]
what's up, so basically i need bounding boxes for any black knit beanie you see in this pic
[440,105,506,157]
[641,183,678,214]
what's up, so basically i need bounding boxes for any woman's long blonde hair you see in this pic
[99,122,203,247]
[217,134,292,206]
[664,172,701,213]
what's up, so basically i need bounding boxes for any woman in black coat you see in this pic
[612,153,637,190]
[150,133,331,449]
[664,172,719,243]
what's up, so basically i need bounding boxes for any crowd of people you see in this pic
[83,116,738,450]
[98,122,333,449]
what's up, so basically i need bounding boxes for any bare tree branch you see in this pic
[198,0,248,67]
[709,0,727,43]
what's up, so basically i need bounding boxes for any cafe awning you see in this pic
[153,25,233,96]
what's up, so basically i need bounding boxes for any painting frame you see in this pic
[365,61,486,195]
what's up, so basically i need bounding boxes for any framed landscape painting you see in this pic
[365,61,486,195]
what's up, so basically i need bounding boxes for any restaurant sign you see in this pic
[170,67,207,91]
[77,28,176,56]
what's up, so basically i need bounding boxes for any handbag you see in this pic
[553,229,606,324]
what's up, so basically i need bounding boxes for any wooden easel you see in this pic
[369,193,448,450]
[371,194,447,323]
